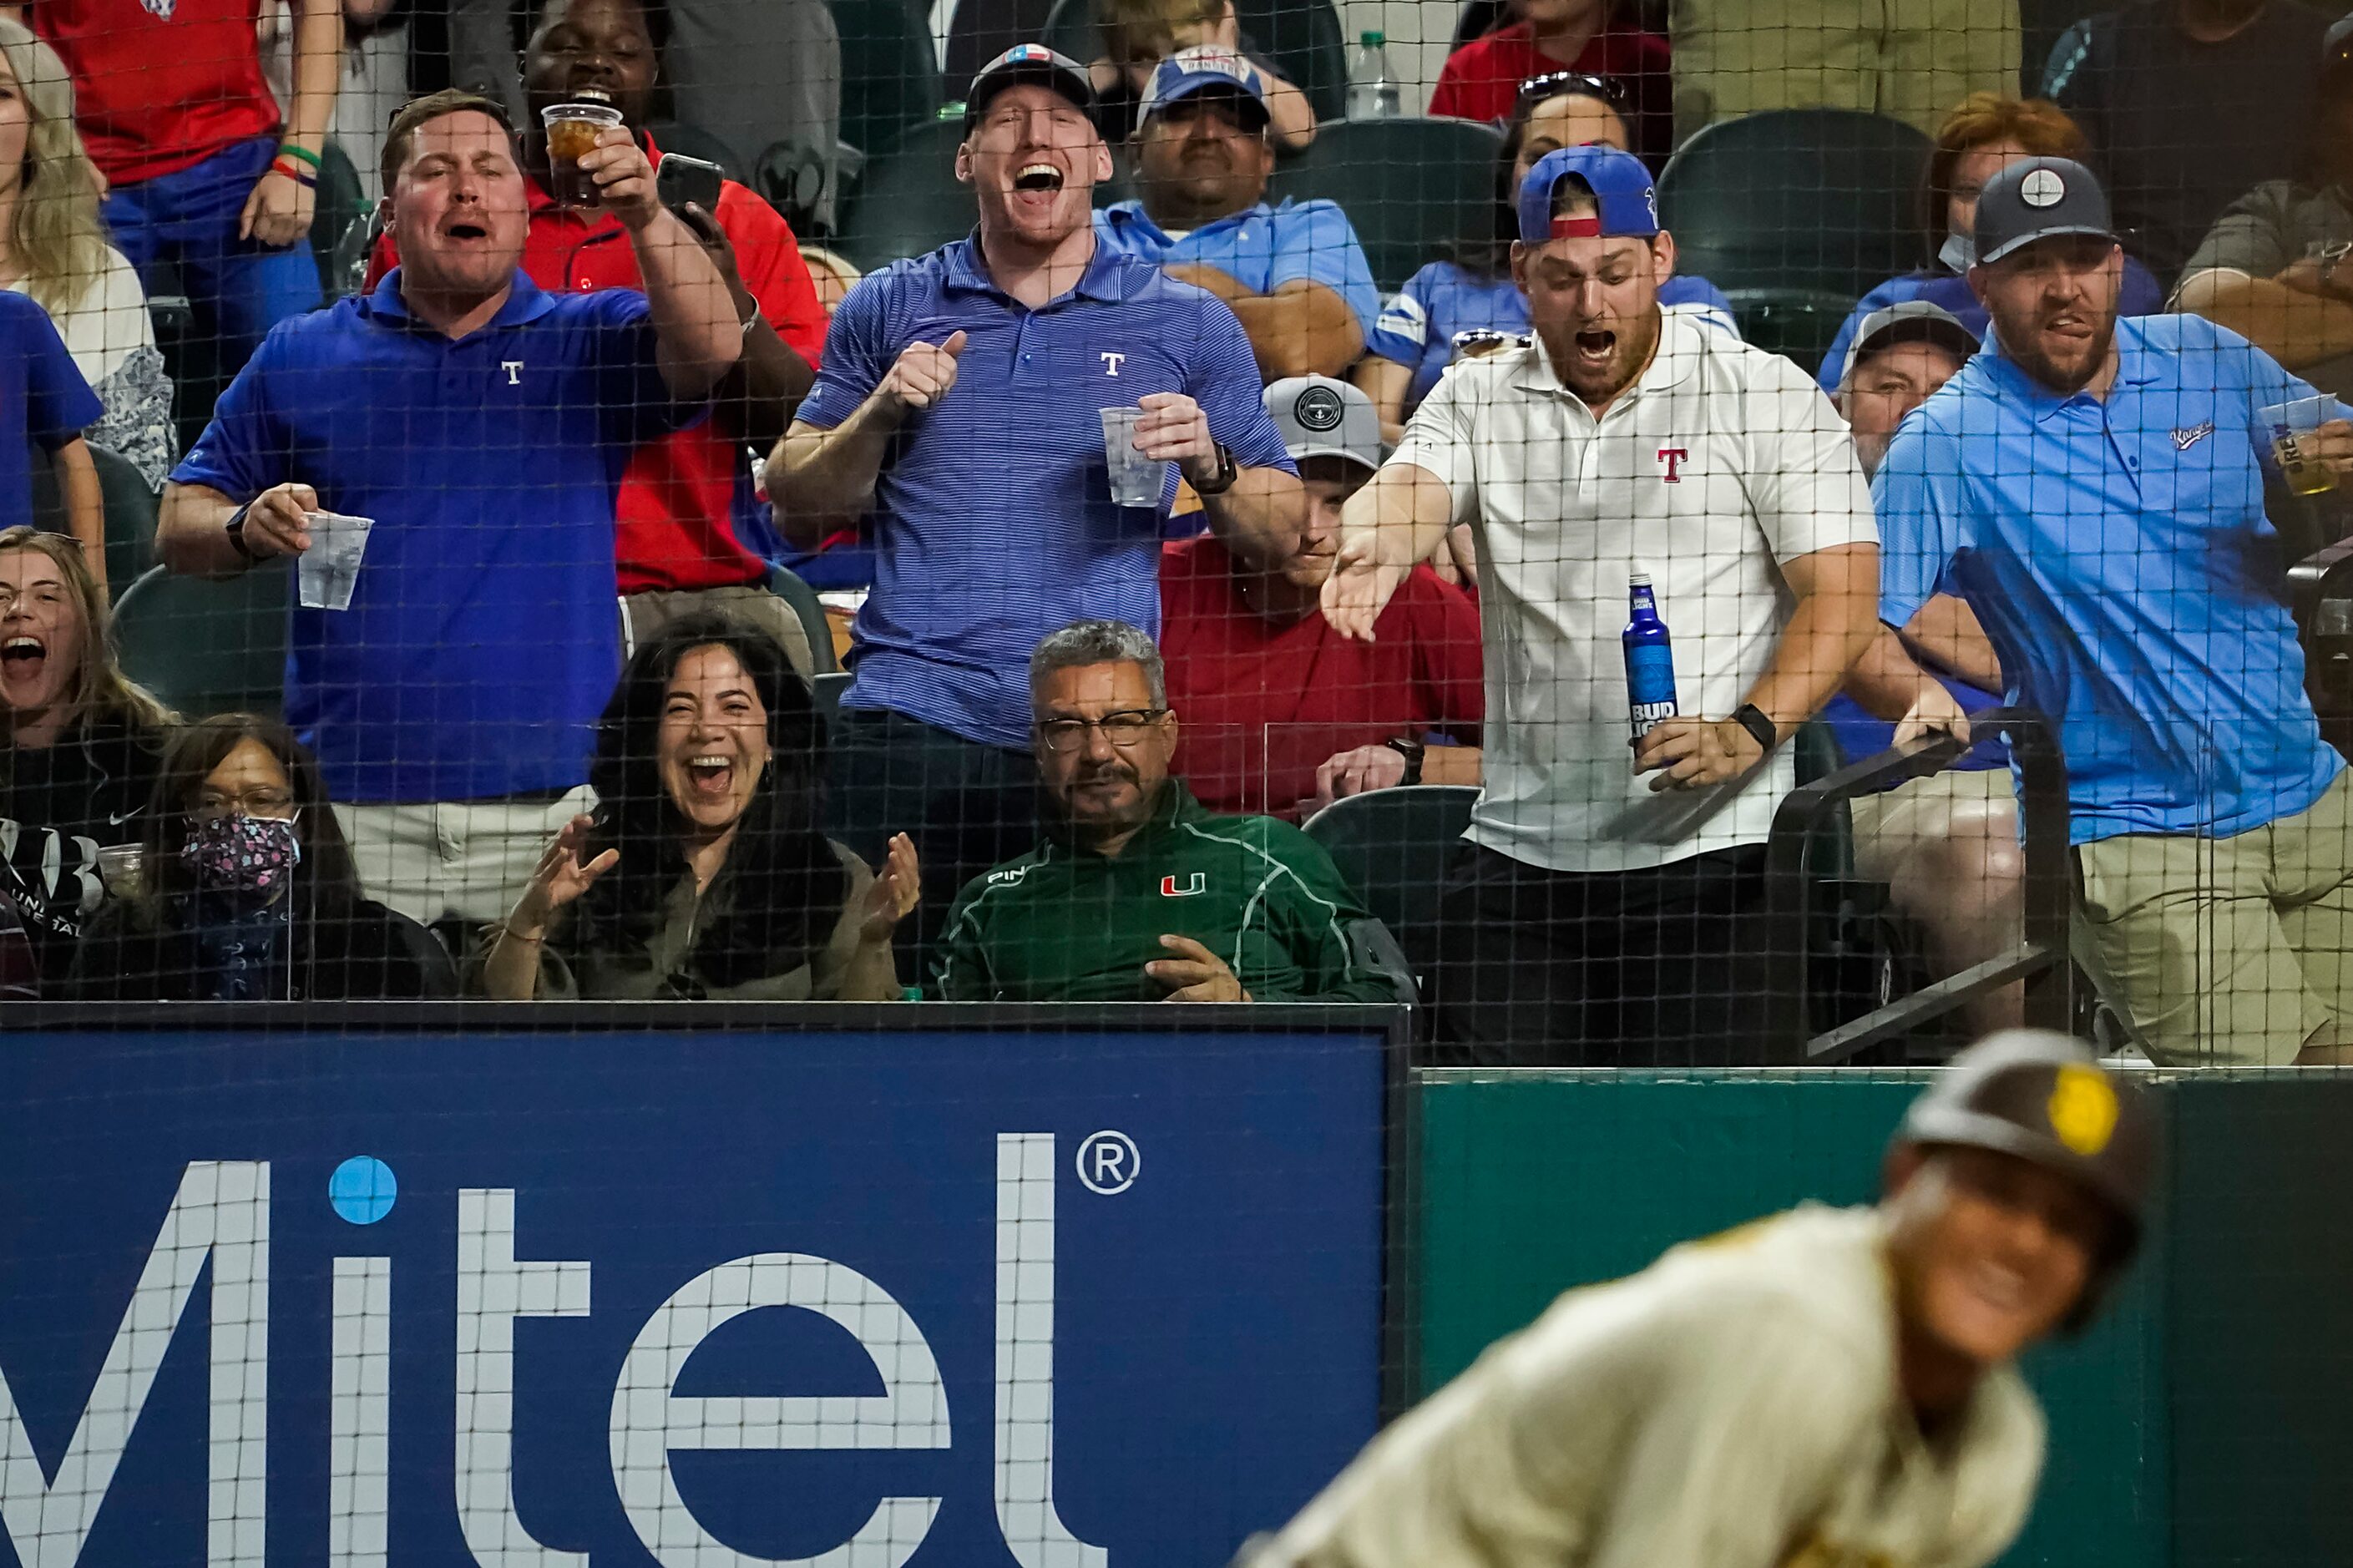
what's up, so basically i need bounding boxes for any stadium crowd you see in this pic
[5,0,2353,1070]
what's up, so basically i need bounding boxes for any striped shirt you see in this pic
[798,236,1294,747]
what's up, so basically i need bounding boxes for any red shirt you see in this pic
[1427,22,1673,167]
[1160,537,1485,821]
[25,0,280,185]
[370,150,828,593]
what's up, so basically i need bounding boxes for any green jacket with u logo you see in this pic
[931,781,1414,1004]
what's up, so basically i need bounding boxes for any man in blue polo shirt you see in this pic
[1095,45,1379,382]
[159,87,741,926]
[769,43,1299,944]
[1870,156,2353,1067]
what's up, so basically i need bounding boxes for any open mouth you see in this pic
[0,635,47,685]
[1571,329,1616,362]
[443,219,490,241]
[1012,163,1065,194]
[684,754,735,799]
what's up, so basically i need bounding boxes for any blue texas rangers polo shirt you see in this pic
[173,271,699,803]
[799,235,1293,748]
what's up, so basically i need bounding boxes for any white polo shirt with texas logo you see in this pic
[1390,312,1879,873]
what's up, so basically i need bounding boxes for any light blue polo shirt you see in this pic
[174,271,694,803]
[799,235,1293,748]
[1875,311,2345,845]
[1095,198,1381,345]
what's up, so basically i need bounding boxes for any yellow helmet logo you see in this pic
[2047,1064,2119,1156]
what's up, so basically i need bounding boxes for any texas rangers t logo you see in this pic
[1101,352,1126,377]
[503,361,524,386]
[1656,447,1688,483]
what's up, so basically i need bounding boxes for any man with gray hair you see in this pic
[931,620,1414,1003]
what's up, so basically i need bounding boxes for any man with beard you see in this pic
[771,45,1299,949]
[1319,143,1894,1065]
[1095,45,1378,382]
[931,618,1412,1004]
[1867,157,2353,1066]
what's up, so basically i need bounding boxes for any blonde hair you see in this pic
[1095,0,1222,65]
[0,18,114,317]
[0,526,173,736]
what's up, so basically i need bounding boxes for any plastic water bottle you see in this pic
[1347,31,1402,120]
[1624,573,1679,741]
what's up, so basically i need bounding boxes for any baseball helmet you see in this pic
[1896,1029,2158,1262]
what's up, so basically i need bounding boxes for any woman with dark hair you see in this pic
[1354,72,1735,445]
[479,615,918,1001]
[1812,93,2166,392]
[65,713,447,1000]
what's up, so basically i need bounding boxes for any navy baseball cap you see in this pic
[1973,156,2118,266]
[964,43,1094,127]
[1139,44,1271,130]
[1515,144,1660,245]
[1849,300,1980,371]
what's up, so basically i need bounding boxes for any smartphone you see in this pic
[655,154,725,216]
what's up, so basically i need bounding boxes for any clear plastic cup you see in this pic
[1100,406,1166,508]
[96,844,146,903]
[542,101,624,207]
[2259,394,2340,498]
[299,511,376,612]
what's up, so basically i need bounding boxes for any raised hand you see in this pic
[876,331,968,419]
[858,832,921,947]
[509,814,619,937]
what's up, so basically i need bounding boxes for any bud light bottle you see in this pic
[1625,573,1678,741]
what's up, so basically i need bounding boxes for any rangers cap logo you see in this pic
[2019,167,2067,209]
[1293,384,1345,432]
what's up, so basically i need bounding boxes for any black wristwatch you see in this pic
[1190,441,1238,497]
[1730,703,1779,756]
[224,502,258,562]
[1384,736,1425,785]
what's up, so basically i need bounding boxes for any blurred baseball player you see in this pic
[1247,1030,2157,1568]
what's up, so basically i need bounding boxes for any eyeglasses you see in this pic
[1034,709,1167,753]
[196,789,299,817]
[1515,71,1627,111]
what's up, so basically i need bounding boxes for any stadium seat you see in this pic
[944,0,1060,84]
[828,0,944,155]
[1039,0,1349,124]
[812,669,853,729]
[1658,109,1933,310]
[649,119,748,185]
[767,565,841,675]
[312,140,371,295]
[1718,286,1863,375]
[387,908,461,996]
[1266,118,1504,291]
[112,564,289,720]
[27,443,155,597]
[1301,784,1476,989]
[832,119,972,269]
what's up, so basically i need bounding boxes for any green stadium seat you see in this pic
[829,0,944,155]
[312,139,371,295]
[1300,783,1476,942]
[767,565,841,675]
[112,564,289,721]
[1718,285,1863,372]
[1039,0,1349,124]
[833,119,973,269]
[813,669,853,729]
[1266,118,1504,291]
[1658,109,1933,307]
[647,119,747,184]
[27,443,155,599]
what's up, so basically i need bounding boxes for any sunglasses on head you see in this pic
[1515,71,1627,111]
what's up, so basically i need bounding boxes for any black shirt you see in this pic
[2045,0,2328,283]
[65,892,451,1001]
[0,720,166,983]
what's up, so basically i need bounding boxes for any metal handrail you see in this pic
[1764,708,2071,1063]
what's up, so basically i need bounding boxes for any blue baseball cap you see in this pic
[964,43,1095,127]
[1139,44,1271,130]
[1515,144,1661,245]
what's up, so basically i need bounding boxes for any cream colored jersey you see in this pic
[1257,1205,2044,1568]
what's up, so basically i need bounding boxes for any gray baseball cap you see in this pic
[1849,300,1980,373]
[1264,376,1380,473]
[1973,156,2118,266]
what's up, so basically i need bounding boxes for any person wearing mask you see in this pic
[0,19,175,489]
[1430,0,1670,166]
[2174,17,2353,400]
[1096,46,1378,383]
[3,0,338,370]
[768,45,1298,943]
[159,88,741,928]
[1818,301,2023,1036]
[479,615,919,1001]
[66,713,448,1000]
[1815,93,2163,394]
[1161,375,1485,820]
[1323,144,1894,1065]
[0,526,170,982]
[366,0,828,666]
[1090,0,1313,151]
[1358,70,1738,446]
[2044,0,2329,282]
[932,619,1413,1004]
[1863,157,2353,1066]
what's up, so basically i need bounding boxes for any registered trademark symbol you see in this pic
[1075,1130,1140,1195]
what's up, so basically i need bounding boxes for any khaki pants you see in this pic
[333,786,595,927]
[623,584,816,678]
[1670,0,2020,139]
[2072,770,2353,1066]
